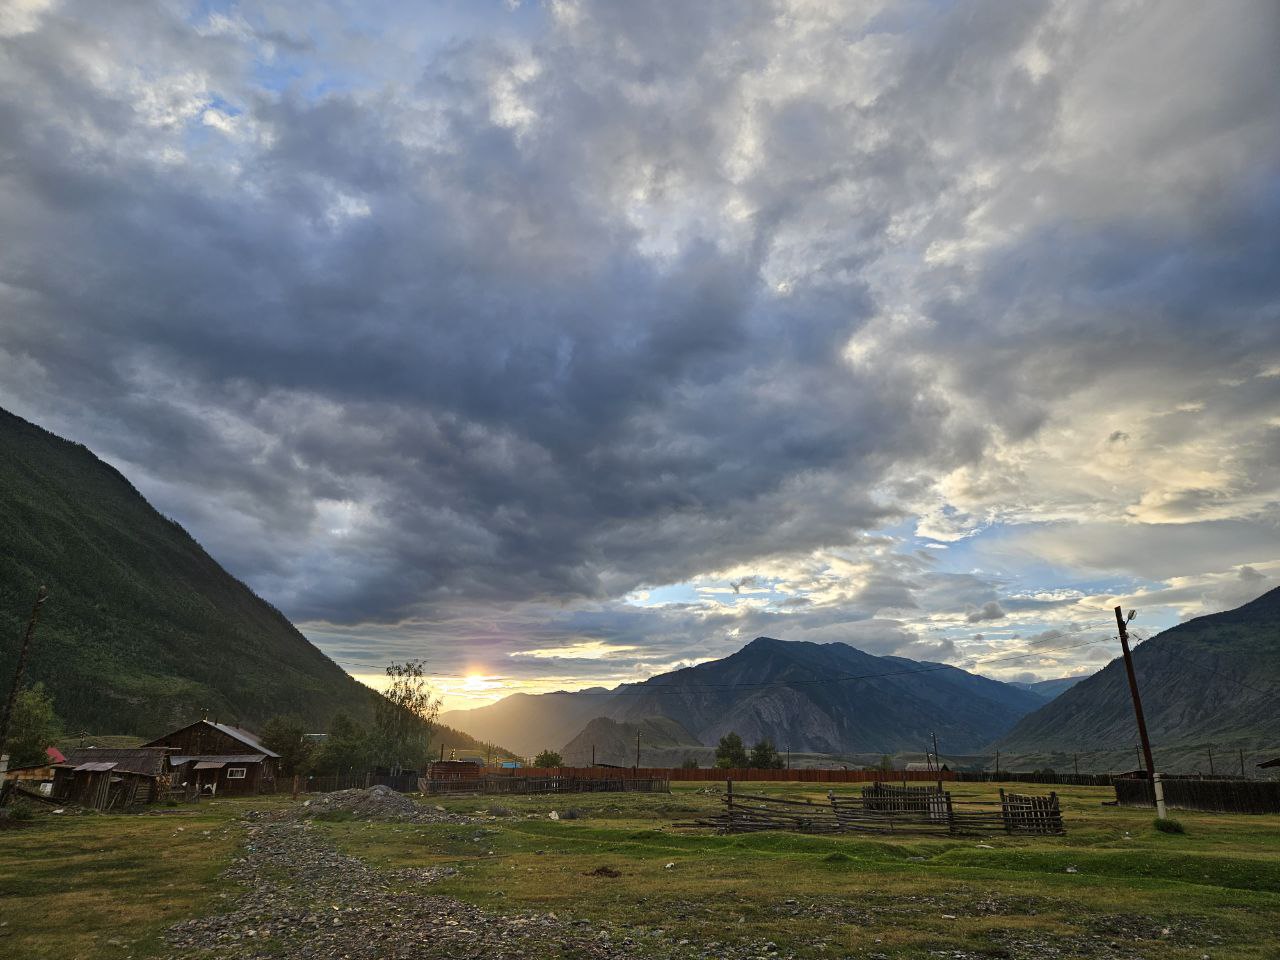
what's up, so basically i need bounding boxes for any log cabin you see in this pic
[145,719,280,796]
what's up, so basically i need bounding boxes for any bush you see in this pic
[1154,817,1185,834]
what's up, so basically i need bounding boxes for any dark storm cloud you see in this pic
[1,0,1278,675]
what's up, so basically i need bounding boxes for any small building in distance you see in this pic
[904,761,951,773]
[145,719,280,796]
[51,747,172,809]
[1,746,65,795]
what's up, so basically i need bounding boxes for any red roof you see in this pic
[45,746,66,764]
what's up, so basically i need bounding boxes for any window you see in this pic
[227,767,247,779]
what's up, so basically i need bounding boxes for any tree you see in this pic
[373,660,441,771]
[877,754,894,774]
[680,756,700,769]
[534,750,563,768]
[2,683,62,768]
[261,715,314,777]
[748,739,784,769]
[315,711,374,773]
[715,732,748,768]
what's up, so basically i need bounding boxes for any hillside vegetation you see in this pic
[0,407,379,736]
[999,587,1280,759]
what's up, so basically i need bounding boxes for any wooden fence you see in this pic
[420,775,670,796]
[692,781,1063,836]
[506,766,954,783]
[955,771,1117,787]
[1114,778,1280,814]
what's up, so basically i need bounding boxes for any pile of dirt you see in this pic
[297,785,459,823]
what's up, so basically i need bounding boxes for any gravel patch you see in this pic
[163,813,796,959]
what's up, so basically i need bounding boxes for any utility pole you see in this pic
[635,731,640,770]
[1240,748,1247,779]
[1073,754,1079,777]
[1115,606,1165,817]
[1207,744,1215,777]
[994,748,1000,780]
[591,743,596,767]
[0,585,49,789]
[931,731,942,794]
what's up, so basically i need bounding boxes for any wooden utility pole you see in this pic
[1073,754,1079,777]
[1207,744,1215,777]
[994,748,1000,779]
[931,731,942,794]
[1240,748,1247,779]
[1115,606,1164,816]
[591,744,596,767]
[635,731,640,769]
[0,586,49,768]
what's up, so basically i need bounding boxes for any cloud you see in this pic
[0,0,1277,695]
[966,601,1007,624]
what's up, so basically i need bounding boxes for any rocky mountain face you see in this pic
[997,587,1280,756]
[443,636,1045,756]
[559,716,703,767]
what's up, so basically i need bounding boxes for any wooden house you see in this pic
[50,747,172,809]
[145,719,280,796]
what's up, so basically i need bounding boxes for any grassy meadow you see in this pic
[2,781,1278,958]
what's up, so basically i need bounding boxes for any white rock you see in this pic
[548,811,559,820]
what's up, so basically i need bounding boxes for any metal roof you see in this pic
[74,761,118,772]
[206,721,280,758]
[193,761,227,770]
[170,754,267,765]
[63,747,170,777]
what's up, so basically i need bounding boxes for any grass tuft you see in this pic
[1154,817,1186,834]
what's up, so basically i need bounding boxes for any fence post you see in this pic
[727,778,734,832]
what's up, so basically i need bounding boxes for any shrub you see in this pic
[534,750,563,768]
[1154,817,1185,834]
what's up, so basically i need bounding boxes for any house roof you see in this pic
[46,746,66,763]
[206,721,279,758]
[144,719,280,758]
[170,754,266,766]
[60,747,170,777]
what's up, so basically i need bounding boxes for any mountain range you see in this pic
[443,636,1048,756]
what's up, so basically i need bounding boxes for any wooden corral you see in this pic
[51,748,172,810]
[145,720,280,797]
[692,781,1064,836]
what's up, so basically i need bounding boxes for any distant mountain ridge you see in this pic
[560,716,703,767]
[0,407,382,736]
[1010,676,1089,701]
[998,587,1280,755]
[443,635,1045,756]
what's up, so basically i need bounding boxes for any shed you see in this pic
[1,747,66,791]
[145,719,279,796]
[50,747,172,809]
[428,759,482,781]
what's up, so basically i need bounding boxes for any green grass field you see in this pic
[2,781,1278,958]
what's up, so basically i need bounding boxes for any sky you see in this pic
[1,0,1278,712]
